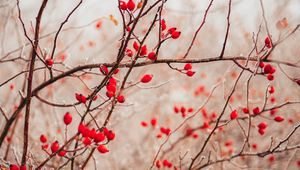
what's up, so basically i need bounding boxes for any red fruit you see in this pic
[89,129,97,139]
[267,74,274,81]
[141,121,148,127]
[265,36,272,48]
[141,74,153,83]
[97,145,109,154]
[100,65,109,75]
[171,31,181,39]
[106,84,116,93]
[109,77,117,85]
[259,62,264,68]
[180,107,186,114]
[117,95,125,103]
[268,86,275,94]
[83,137,92,146]
[42,144,48,150]
[51,141,59,153]
[242,107,249,114]
[184,63,192,70]
[75,93,87,103]
[174,106,179,113]
[20,165,26,170]
[45,58,54,67]
[186,128,193,136]
[252,143,257,150]
[119,1,127,10]
[58,150,66,157]
[150,118,157,127]
[263,64,273,74]
[156,160,161,168]
[186,70,195,77]
[104,130,115,141]
[126,48,133,57]
[133,41,139,51]
[230,110,238,120]
[258,128,265,135]
[140,45,147,56]
[127,0,135,11]
[147,52,156,60]
[268,155,275,162]
[274,116,284,122]
[188,107,194,113]
[78,123,87,134]
[161,19,166,31]
[253,107,260,115]
[160,127,171,135]
[258,122,268,129]
[40,134,47,143]
[168,27,177,34]
[10,164,19,170]
[94,132,105,143]
[63,112,72,125]
[114,68,120,74]
[106,91,115,98]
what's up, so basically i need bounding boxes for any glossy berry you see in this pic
[268,86,275,94]
[186,71,195,77]
[156,160,161,168]
[51,141,59,153]
[100,65,109,75]
[230,110,238,120]
[126,48,133,57]
[127,0,135,11]
[253,107,260,115]
[147,52,156,60]
[140,45,147,56]
[141,121,148,127]
[171,31,181,39]
[117,95,125,103]
[258,128,265,135]
[58,150,66,157]
[265,36,272,48]
[150,118,157,127]
[184,63,192,70]
[242,107,249,114]
[63,112,72,125]
[133,41,139,51]
[83,137,92,146]
[119,1,127,10]
[45,59,54,67]
[267,74,274,81]
[94,132,105,143]
[75,93,87,103]
[274,116,284,122]
[10,165,19,170]
[161,19,166,31]
[141,74,153,83]
[168,27,177,34]
[40,134,47,143]
[258,122,268,129]
[97,145,109,153]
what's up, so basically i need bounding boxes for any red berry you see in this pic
[133,41,139,51]
[186,70,195,77]
[127,0,135,11]
[94,132,105,143]
[184,63,192,70]
[268,86,275,94]
[78,123,87,134]
[40,134,47,143]
[156,160,161,168]
[100,65,109,75]
[10,164,19,170]
[263,64,273,74]
[20,165,26,170]
[147,52,156,60]
[63,112,72,125]
[171,31,181,39]
[242,107,249,114]
[82,137,92,146]
[259,62,264,68]
[140,45,147,56]
[119,1,127,10]
[75,93,87,103]
[113,68,120,74]
[104,129,115,141]
[168,27,177,34]
[230,110,238,120]
[258,122,268,129]
[97,145,109,153]
[265,36,272,48]
[160,127,171,135]
[161,19,166,31]
[174,106,179,113]
[141,74,153,83]
[45,58,54,67]
[42,144,48,150]
[126,48,133,57]
[258,128,265,135]
[253,107,260,115]
[267,74,274,81]
[51,141,59,153]
[117,95,125,103]
[274,116,284,122]
[58,150,66,157]
[141,121,148,127]
[150,118,157,127]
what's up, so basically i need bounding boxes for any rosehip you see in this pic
[258,122,268,129]
[171,31,181,39]
[274,116,284,122]
[230,110,238,120]
[58,150,66,157]
[100,65,109,75]
[253,107,260,115]
[186,70,195,77]
[161,19,166,31]
[94,132,105,143]
[63,112,72,125]
[127,0,135,11]
[97,145,109,153]
[119,1,127,10]
[40,134,47,143]
[184,63,192,70]
[150,118,157,127]
[10,164,19,170]
[51,141,59,153]
[140,74,153,83]
[147,52,156,60]
[45,58,54,67]
[117,95,125,103]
